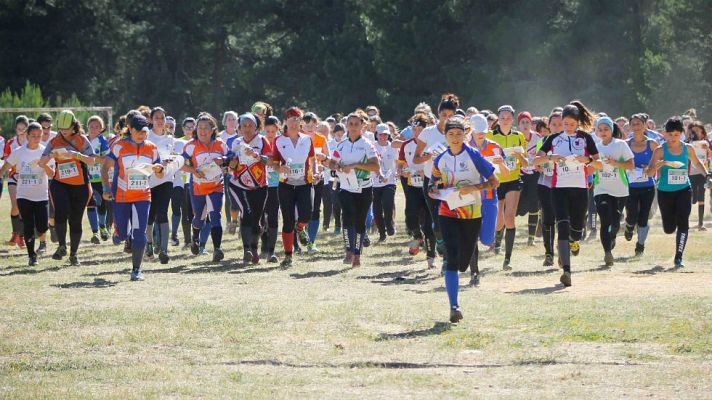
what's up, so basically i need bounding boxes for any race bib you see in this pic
[542,162,554,177]
[287,162,305,180]
[410,174,424,187]
[89,163,102,180]
[598,169,618,183]
[627,167,648,183]
[556,162,582,178]
[127,173,149,190]
[57,162,79,180]
[20,173,40,186]
[667,169,688,185]
[505,156,518,171]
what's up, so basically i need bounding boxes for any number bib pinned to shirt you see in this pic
[57,162,79,180]
[667,169,688,185]
[20,173,40,186]
[127,174,149,190]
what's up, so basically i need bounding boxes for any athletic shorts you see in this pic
[496,179,522,201]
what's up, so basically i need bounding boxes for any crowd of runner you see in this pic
[1,96,709,323]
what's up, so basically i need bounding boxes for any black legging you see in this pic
[229,183,267,253]
[50,180,90,255]
[690,174,706,203]
[552,187,588,270]
[311,180,324,221]
[148,181,172,225]
[278,183,312,233]
[373,184,396,235]
[171,185,192,243]
[404,184,436,258]
[594,194,626,252]
[338,187,373,255]
[88,181,107,216]
[658,188,691,234]
[17,198,48,257]
[538,184,555,256]
[422,176,442,242]
[625,186,655,228]
[260,186,280,254]
[439,216,481,272]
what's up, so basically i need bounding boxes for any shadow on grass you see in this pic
[510,268,558,277]
[0,265,67,276]
[579,264,612,273]
[356,268,438,286]
[230,358,638,369]
[633,264,685,275]
[83,268,132,277]
[375,321,451,341]
[505,284,567,295]
[51,278,118,289]
[372,258,420,267]
[290,267,352,279]
[229,265,282,275]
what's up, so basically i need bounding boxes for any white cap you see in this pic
[375,123,390,135]
[470,114,489,133]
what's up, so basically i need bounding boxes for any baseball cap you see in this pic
[129,114,149,132]
[470,114,489,133]
[375,123,390,135]
[56,110,76,130]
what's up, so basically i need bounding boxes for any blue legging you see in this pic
[113,201,150,250]
[479,198,498,246]
[191,191,223,229]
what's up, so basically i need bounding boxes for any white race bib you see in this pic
[20,173,40,186]
[667,169,688,185]
[505,156,518,171]
[89,163,102,180]
[127,173,149,190]
[57,162,79,180]
[627,167,648,183]
[410,174,424,187]
[287,162,305,180]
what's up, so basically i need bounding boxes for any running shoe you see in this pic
[296,229,309,245]
[170,235,179,246]
[100,227,109,241]
[145,243,155,259]
[280,255,293,268]
[228,221,237,235]
[7,232,17,246]
[674,257,684,268]
[213,248,224,262]
[363,234,371,248]
[198,246,209,255]
[307,242,319,253]
[469,273,480,287]
[268,254,279,263]
[449,307,463,323]
[570,241,580,256]
[343,251,353,264]
[634,243,645,256]
[28,254,38,267]
[427,257,436,269]
[560,271,572,287]
[624,225,634,241]
[527,236,535,246]
[377,233,387,242]
[334,226,341,235]
[69,254,80,266]
[130,271,145,281]
[191,241,200,255]
[37,241,47,254]
[251,252,260,265]
[90,233,100,245]
[386,225,396,236]
[159,251,169,265]
[351,254,361,268]
[493,246,501,255]
[243,250,253,263]
[16,235,25,249]
[543,254,554,267]
[699,225,707,231]
[502,258,512,271]
[604,251,614,267]
[49,226,57,243]
[52,245,67,260]
[408,239,420,256]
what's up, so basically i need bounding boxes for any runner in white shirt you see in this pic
[327,123,347,235]
[326,113,380,267]
[516,111,543,246]
[589,117,634,266]
[170,119,193,247]
[219,111,240,234]
[0,123,55,265]
[372,123,399,242]
[268,107,317,267]
[85,116,110,244]
[4,115,30,248]
[686,122,710,230]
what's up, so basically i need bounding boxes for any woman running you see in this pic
[533,101,600,287]
[487,105,528,270]
[590,117,634,266]
[328,123,346,235]
[516,111,542,246]
[170,118,195,247]
[39,110,97,266]
[182,113,229,262]
[302,112,330,252]
[228,113,271,264]
[536,112,563,267]
[414,93,460,260]
[4,115,30,248]
[623,115,660,256]
[0,123,54,265]
[146,107,180,264]
[269,107,316,267]
[429,116,497,323]
[468,114,509,286]
[85,115,110,243]
[686,121,710,230]
[398,113,436,268]
[647,116,706,268]
[327,113,380,267]
[259,116,282,263]
[317,121,335,232]
[372,123,399,242]
[102,113,164,280]
[219,111,240,234]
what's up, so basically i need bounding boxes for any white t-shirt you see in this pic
[690,140,709,176]
[172,138,188,188]
[148,131,176,187]
[272,133,314,186]
[373,142,398,187]
[333,136,377,193]
[399,138,425,188]
[416,125,447,179]
[40,131,57,147]
[219,130,239,146]
[6,144,52,201]
[594,138,634,197]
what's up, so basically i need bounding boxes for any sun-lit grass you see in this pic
[0,189,711,398]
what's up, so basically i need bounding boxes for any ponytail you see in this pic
[562,100,594,132]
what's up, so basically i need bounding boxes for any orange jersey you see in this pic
[469,138,502,200]
[109,138,160,203]
[183,139,228,195]
[42,133,95,185]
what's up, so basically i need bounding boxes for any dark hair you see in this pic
[14,115,29,127]
[688,121,707,141]
[534,118,549,134]
[333,123,345,133]
[664,116,684,133]
[630,113,648,124]
[444,116,466,132]
[438,93,460,114]
[26,122,42,135]
[561,100,594,131]
[37,113,52,123]
[136,105,151,120]
[182,117,196,127]
[67,119,84,136]
[611,123,623,139]
[303,112,319,123]
[265,115,281,128]
[196,113,219,140]
[409,112,429,128]
[148,107,166,129]
[115,115,127,135]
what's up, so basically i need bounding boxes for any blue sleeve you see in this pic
[466,145,494,179]
[100,136,109,155]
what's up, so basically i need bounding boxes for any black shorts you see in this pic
[497,179,522,201]
[517,172,540,216]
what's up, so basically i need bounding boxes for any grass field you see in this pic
[0,190,711,399]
